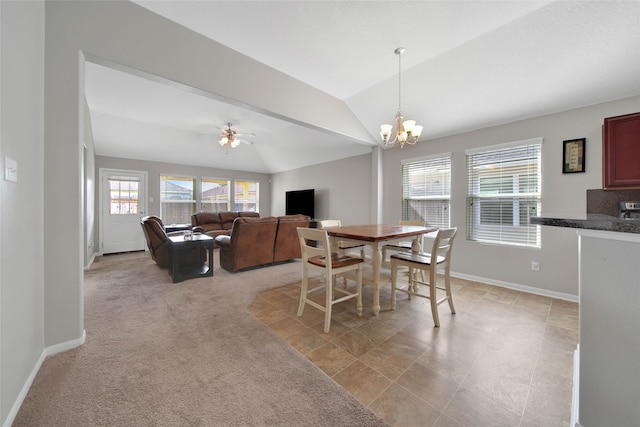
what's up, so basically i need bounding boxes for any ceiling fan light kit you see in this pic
[380,47,423,149]
[218,122,252,149]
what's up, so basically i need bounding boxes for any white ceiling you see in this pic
[85,1,640,174]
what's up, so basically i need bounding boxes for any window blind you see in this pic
[402,154,451,228]
[466,140,541,247]
[160,175,196,224]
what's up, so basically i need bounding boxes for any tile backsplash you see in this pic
[586,189,640,216]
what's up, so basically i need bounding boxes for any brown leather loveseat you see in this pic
[215,214,310,272]
[191,211,260,240]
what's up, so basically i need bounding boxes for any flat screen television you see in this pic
[285,189,315,219]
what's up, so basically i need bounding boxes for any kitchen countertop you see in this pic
[530,214,640,234]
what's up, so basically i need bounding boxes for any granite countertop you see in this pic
[531,214,640,234]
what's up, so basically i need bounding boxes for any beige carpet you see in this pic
[14,251,387,426]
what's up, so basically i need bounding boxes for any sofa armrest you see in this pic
[192,226,205,233]
[214,235,232,250]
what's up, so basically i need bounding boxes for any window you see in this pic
[466,138,542,247]
[201,178,230,212]
[109,178,139,215]
[234,180,259,212]
[402,154,451,228]
[160,175,196,224]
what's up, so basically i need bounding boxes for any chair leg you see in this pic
[429,268,440,327]
[407,267,414,300]
[390,260,398,311]
[356,266,363,317]
[445,265,456,314]
[297,268,308,317]
[324,273,333,333]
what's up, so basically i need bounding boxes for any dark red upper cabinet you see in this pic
[603,112,640,189]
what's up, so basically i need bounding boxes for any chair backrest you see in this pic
[319,219,341,229]
[297,227,332,267]
[429,227,457,264]
[140,216,167,252]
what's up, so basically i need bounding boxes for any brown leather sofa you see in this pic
[191,211,260,240]
[215,214,310,272]
[140,215,204,268]
[273,215,310,263]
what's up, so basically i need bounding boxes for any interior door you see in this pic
[101,169,147,254]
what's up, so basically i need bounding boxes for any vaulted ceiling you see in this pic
[84,1,640,174]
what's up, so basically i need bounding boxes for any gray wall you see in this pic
[43,0,363,358]
[381,95,640,298]
[2,0,639,424]
[274,95,640,299]
[0,1,45,422]
[95,155,271,229]
[271,153,371,224]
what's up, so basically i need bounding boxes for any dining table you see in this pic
[323,224,437,315]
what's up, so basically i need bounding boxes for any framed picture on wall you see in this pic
[563,138,586,174]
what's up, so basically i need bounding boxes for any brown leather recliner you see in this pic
[215,217,279,272]
[140,215,203,269]
[273,214,310,263]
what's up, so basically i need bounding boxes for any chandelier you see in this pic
[380,47,423,148]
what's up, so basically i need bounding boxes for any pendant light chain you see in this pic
[397,48,402,116]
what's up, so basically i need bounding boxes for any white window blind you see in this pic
[160,175,196,224]
[466,139,541,247]
[402,154,451,228]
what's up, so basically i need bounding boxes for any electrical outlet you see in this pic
[531,260,540,271]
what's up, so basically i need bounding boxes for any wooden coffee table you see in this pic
[167,234,214,283]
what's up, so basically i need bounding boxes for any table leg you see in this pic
[371,242,382,316]
[329,236,338,253]
[207,241,214,275]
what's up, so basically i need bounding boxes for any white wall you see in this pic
[271,153,371,224]
[0,1,45,423]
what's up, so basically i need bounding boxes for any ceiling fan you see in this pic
[217,122,255,149]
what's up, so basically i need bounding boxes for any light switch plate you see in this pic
[4,156,17,183]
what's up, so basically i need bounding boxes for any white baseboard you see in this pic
[2,330,86,427]
[450,271,579,303]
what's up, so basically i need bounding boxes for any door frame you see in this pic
[98,167,149,255]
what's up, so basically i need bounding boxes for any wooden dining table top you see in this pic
[323,224,438,243]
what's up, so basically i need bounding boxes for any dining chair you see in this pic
[382,220,426,262]
[390,227,457,327]
[296,227,363,333]
[318,219,366,260]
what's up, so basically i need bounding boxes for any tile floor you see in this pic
[251,271,578,427]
